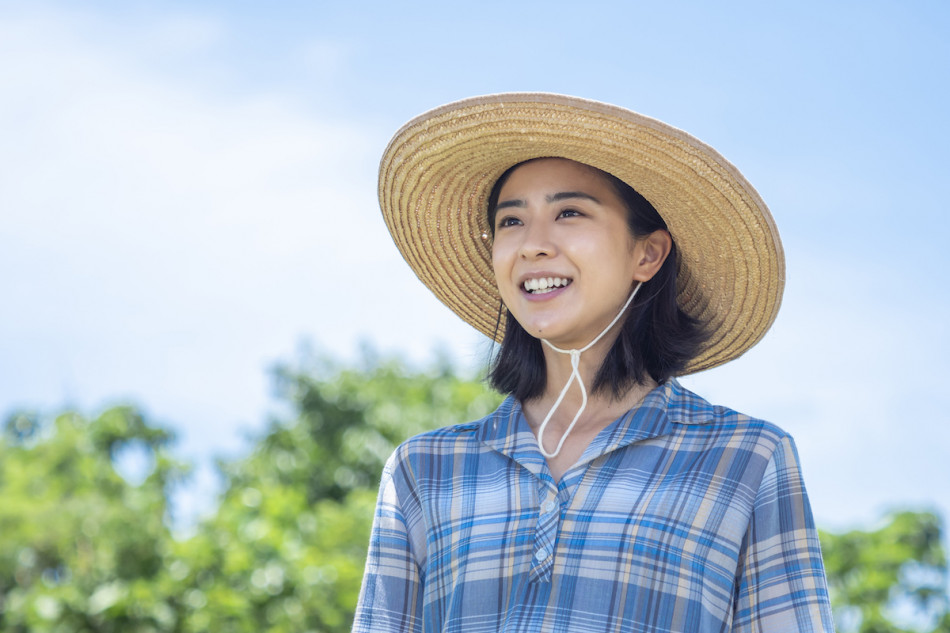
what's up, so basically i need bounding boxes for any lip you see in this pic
[521,284,570,302]
[517,271,573,301]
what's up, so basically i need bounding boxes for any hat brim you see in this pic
[379,93,784,374]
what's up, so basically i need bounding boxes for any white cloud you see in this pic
[0,8,477,451]
[2,5,946,535]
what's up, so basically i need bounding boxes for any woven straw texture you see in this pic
[379,93,784,373]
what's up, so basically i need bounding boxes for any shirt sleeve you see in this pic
[732,435,836,632]
[352,451,425,633]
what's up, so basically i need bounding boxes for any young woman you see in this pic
[354,94,834,633]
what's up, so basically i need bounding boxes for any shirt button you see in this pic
[534,548,549,562]
[541,500,558,514]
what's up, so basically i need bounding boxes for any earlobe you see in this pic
[632,230,672,282]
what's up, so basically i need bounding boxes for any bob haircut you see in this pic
[486,159,710,401]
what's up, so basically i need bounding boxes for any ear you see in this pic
[631,230,672,282]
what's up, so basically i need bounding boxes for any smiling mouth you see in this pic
[523,277,572,294]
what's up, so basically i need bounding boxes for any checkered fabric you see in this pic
[353,380,834,632]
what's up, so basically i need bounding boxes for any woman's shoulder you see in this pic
[660,379,794,449]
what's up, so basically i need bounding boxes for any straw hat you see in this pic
[378,93,784,374]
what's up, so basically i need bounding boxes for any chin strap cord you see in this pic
[536,282,642,458]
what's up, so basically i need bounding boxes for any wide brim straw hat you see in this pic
[379,93,784,374]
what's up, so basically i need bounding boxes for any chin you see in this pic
[521,320,564,341]
[530,326,579,347]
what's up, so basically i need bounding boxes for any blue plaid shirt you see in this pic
[353,380,834,632]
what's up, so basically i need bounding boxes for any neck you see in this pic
[530,345,656,433]
[526,283,642,458]
[538,334,612,407]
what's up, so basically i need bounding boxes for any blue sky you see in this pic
[1,0,948,531]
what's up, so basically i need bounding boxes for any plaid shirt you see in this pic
[353,379,834,632]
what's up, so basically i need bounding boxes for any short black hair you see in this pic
[486,159,709,401]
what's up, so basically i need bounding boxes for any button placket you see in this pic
[531,481,559,582]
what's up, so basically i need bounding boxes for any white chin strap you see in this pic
[536,282,642,458]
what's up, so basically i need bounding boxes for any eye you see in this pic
[558,208,583,219]
[496,215,522,229]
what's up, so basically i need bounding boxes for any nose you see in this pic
[519,220,556,260]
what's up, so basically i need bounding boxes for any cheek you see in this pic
[490,240,513,273]
[490,243,519,301]
[490,245,505,285]
[575,236,639,283]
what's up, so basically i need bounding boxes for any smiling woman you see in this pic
[490,159,651,348]
[487,158,699,465]
[355,94,834,633]
[486,159,702,405]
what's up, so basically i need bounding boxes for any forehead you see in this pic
[499,157,618,196]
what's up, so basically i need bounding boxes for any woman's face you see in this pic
[491,158,659,350]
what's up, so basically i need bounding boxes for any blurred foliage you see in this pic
[1,351,947,631]
[0,407,187,632]
[0,351,501,632]
[169,353,502,632]
[821,511,950,633]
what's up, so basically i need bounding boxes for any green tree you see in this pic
[821,511,950,633]
[0,353,501,633]
[171,352,502,633]
[4,352,948,633]
[0,407,186,632]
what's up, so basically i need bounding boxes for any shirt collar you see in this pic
[476,379,714,469]
[475,396,548,476]
[586,380,675,457]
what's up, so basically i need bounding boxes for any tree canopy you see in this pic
[1,352,946,632]
[821,511,950,633]
[0,407,186,631]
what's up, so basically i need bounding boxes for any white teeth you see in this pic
[523,277,571,294]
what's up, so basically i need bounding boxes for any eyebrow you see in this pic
[494,199,525,211]
[493,191,601,212]
[548,191,601,204]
